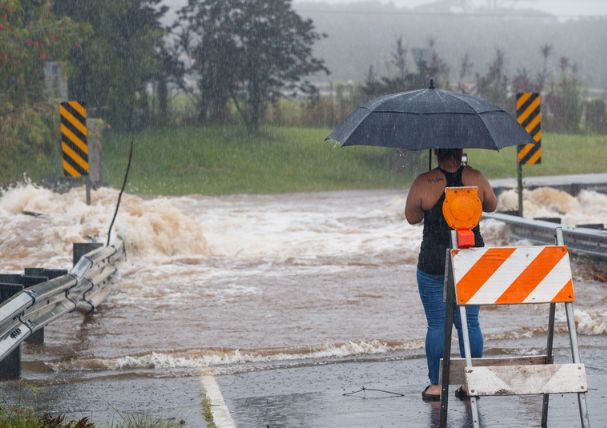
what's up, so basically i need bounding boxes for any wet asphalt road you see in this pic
[0,335,605,427]
[217,335,607,428]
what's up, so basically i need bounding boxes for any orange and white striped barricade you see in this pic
[438,188,590,428]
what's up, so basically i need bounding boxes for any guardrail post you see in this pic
[0,275,25,380]
[73,243,103,266]
[26,329,44,345]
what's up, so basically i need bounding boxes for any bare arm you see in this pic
[405,177,424,224]
[463,167,497,212]
[476,171,497,212]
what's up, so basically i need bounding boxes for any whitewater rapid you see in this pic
[0,183,605,377]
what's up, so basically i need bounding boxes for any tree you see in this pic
[0,0,85,175]
[456,53,473,93]
[475,48,508,109]
[381,36,410,93]
[584,99,607,133]
[389,36,408,82]
[155,43,184,126]
[362,65,383,100]
[363,37,449,97]
[361,37,451,176]
[54,0,168,130]
[411,38,449,89]
[544,57,583,133]
[511,67,538,94]
[176,1,238,124]
[179,0,329,133]
[537,43,552,92]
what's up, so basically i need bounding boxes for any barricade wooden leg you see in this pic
[541,302,556,428]
[565,302,590,428]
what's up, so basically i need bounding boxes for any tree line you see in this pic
[0,0,605,172]
[307,38,603,134]
[0,0,328,163]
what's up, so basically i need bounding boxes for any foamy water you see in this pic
[0,183,208,268]
[498,188,607,227]
[1,183,605,377]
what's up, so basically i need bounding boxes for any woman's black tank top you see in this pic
[417,166,484,275]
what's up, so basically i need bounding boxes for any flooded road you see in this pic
[0,184,606,424]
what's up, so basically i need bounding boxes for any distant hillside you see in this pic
[293,1,607,89]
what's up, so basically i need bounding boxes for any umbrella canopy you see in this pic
[327,84,535,150]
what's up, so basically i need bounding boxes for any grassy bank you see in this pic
[467,133,607,178]
[0,149,58,188]
[103,126,409,195]
[0,405,180,427]
[2,125,606,196]
[103,126,607,196]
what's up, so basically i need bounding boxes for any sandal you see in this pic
[422,385,440,402]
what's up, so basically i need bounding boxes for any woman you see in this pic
[404,148,497,401]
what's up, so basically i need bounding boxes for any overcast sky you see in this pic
[293,0,607,17]
[163,0,607,20]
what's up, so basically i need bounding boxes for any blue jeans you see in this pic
[417,269,483,385]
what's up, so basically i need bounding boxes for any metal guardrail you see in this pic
[0,240,125,362]
[483,212,607,260]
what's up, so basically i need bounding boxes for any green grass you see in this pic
[0,404,183,428]
[467,133,607,178]
[0,381,183,428]
[103,125,410,195]
[0,148,60,188]
[103,126,607,196]
[201,398,217,428]
[0,405,82,427]
[2,125,606,196]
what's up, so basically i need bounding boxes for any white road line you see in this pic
[201,375,236,428]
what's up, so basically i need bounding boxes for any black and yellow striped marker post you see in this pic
[515,92,541,217]
[60,101,88,177]
[516,92,542,165]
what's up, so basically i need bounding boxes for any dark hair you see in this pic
[435,148,463,163]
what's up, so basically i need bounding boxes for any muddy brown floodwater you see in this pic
[0,184,605,424]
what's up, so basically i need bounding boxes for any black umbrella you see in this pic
[327,81,534,151]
